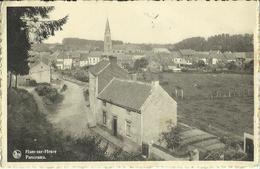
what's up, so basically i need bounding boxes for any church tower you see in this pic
[104,18,112,55]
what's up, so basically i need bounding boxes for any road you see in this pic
[48,80,92,139]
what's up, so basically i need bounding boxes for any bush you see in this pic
[35,84,61,103]
[29,79,37,86]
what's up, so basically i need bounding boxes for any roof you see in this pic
[88,51,103,57]
[179,49,196,56]
[98,78,152,112]
[30,60,49,70]
[208,51,224,59]
[89,60,110,76]
[153,48,171,54]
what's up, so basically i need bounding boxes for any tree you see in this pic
[158,122,182,151]
[7,7,68,88]
[133,58,148,72]
[174,34,253,52]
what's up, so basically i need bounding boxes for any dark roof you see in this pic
[97,62,130,93]
[89,60,110,76]
[30,60,49,69]
[98,78,152,112]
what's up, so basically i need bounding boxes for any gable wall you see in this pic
[141,85,177,144]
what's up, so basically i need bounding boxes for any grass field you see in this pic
[141,72,254,140]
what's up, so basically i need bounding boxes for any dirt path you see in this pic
[48,80,92,139]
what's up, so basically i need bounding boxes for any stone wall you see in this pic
[96,99,142,145]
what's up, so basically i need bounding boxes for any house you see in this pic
[79,53,89,67]
[166,62,181,72]
[208,50,224,65]
[56,52,73,70]
[89,56,131,127]
[192,52,209,65]
[88,51,102,65]
[223,52,236,63]
[89,56,177,151]
[97,79,177,145]
[153,48,171,54]
[114,53,134,68]
[178,49,196,58]
[29,61,51,83]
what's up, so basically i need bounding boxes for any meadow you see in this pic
[140,72,254,140]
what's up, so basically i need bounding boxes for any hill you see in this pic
[62,38,123,51]
[174,34,253,52]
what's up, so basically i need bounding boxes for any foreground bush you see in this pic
[35,83,62,103]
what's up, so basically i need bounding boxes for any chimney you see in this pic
[109,56,117,64]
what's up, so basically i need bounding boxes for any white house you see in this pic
[29,61,51,83]
[79,54,89,67]
[56,52,73,70]
[88,51,102,65]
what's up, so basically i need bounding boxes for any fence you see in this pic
[209,88,253,99]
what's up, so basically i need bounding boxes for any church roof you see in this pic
[98,78,152,112]
[105,18,110,34]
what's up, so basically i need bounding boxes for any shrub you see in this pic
[29,79,37,86]
[35,84,61,103]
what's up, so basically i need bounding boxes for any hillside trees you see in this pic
[134,58,149,72]
[174,34,253,52]
[7,7,68,88]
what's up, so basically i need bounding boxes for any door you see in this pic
[112,116,117,136]
[142,143,149,157]
[245,138,254,161]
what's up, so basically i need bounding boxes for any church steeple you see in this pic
[104,18,112,55]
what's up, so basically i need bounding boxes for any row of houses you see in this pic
[146,49,254,72]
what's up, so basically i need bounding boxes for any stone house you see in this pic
[89,56,177,150]
[88,56,130,126]
[29,61,51,83]
[97,79,177,145]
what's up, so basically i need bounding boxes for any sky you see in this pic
[44,1,257,44]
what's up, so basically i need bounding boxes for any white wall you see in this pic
[96,100,142,145]
[141,84,177,144]
[30,63,51,83]
[89,72,98,126]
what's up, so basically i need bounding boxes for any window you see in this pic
[103,111,107,125]
[103,101,106,106]
[126,121,131,137]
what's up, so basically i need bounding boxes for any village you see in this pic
[7,17,254,161]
